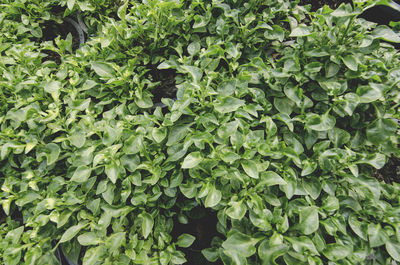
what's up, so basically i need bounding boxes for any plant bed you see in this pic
[1,1,400,265]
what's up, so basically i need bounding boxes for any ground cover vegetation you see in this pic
[0,0,400,264]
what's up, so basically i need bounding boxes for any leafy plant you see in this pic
[1,0,400,265]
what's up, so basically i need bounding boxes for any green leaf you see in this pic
[328,128,350,147]
[274,98,294,115]
[372,25,400,43]
[258,240,289,264]
[304,62,323,73]
[152,127,167,143]
[342,55,358,71]
[37,253,60,265]
[217,120,239,139]
[220,150,241,163]
[135,93,153,108]
[386,239,400,261]
[326,63,340,78]
[241,160,259,179]
[298,206,319,235]
[356,83,383,103]
[321,195,339,212]
[335,93,359,116]
[106,232,126,253]
[44,80,61,95]
[69,127,86,148]
[284,84,301,104]
[366,119,397,145]
[141,213,154,239]
[222,232,261,258]
[179,182,197,199]
[167,123,192,146]
[204,186,221,208]
[6,226,24,244]
[82,246,106,265]
[301,160,317,176]
[60,222,87,243]
[331,4,359,17]
[181,65,202,83]
[105,162,121,184]
[286,236,318,255]
[15,191,40,207]
[202,248,219,262]
[368,223,388,248]
[182,152,203,169]
[360,153,386,169]
[215,97,245,114]
[348,214,367,241]
[226,201,247,220]
[44,143,60,165]
[91,62,115,78]
[306,113,336,131]
[265,25,285,42]
[289,25,312,37]
[302,178,322,200]
[124,134,144,154]
[323,244,352,261]
[78,232,102,246]
[67,0,75,10]
[71,166,92,183]
[256,171,286,188]
[187,41,200,56]
[176,234,196,248]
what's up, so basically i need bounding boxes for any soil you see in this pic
[150,68,177,104]
[42,50,62,65]
[0,209,6,225]
[374,157,400,184]
[359,5,400,26]
[41,18,82,64]
[171,206,223,265]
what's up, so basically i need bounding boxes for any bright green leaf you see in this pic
[70,166,92,183]
[176,234,196,248]
[182,152,203,169]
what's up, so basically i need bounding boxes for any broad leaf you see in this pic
[176,234,196,248]
[182,152,203,169]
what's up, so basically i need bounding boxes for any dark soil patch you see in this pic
[149,68,177,108]
[298,0,352,11]
[374,157,400,184]
[0,208,6,225]
[171,206,223,265]
[0,207,23,226]
[359,5,400,25]
[42,19,81,50]
[42,50,62,65]
[41,17,83,64]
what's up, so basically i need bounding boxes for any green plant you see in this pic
[1,1,400,265]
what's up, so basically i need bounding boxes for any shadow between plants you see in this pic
[41,18,81,64]
[374,157,400,184]
[150,68,177,104]
[171,205,223,265]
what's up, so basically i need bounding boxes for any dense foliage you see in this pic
[1,0,400,264]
